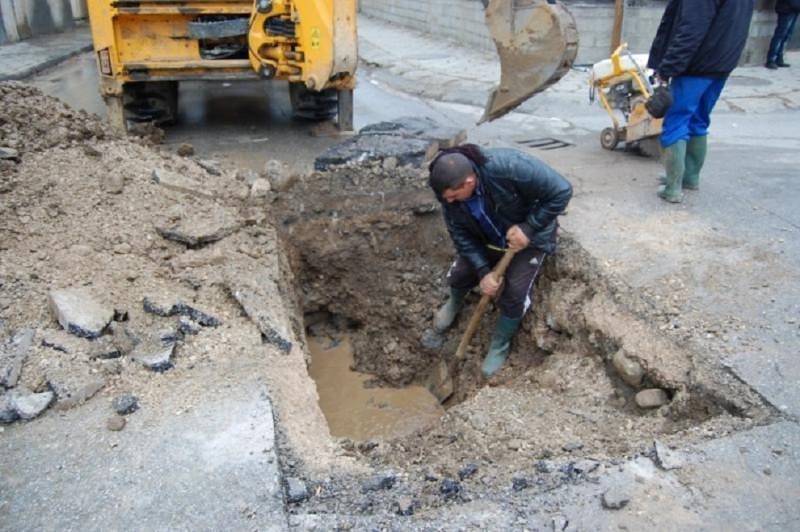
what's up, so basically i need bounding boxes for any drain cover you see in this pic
[516,138,573,150]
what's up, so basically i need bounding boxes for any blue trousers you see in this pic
[767,12,799,64]
[660,75,727,148]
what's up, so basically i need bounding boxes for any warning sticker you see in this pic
[310,27,321,50]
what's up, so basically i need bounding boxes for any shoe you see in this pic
[432,288,469,333]
[765,62,778,70]
[682,135,707,190]
[481,315,522,378]
[777,61,791,68]
[657,140,686,203]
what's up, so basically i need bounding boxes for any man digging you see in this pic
[425,144,572,378]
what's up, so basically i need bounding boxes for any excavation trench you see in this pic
[275,161,775,469]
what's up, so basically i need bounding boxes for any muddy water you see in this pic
[308,335,444,441]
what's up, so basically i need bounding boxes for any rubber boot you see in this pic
[432,288,469,333]
[682,135,707,190]
[657,140,686,203]
[481,315,522,378]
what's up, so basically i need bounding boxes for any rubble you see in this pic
[13,390,54,420]
[112,395,139,415]
[361,470,397,492]
[602,485,632,510]
[130,329,176,371]
[635,389,670,409]
[285,477,309,503]
[107,415,126,431]
[155,208,242,248]
[142,295,221,327]
[46,367,106,410]
[1,328,34,388]
[151,168,213,199]
[654,440,685,470]
[612,349,645,388]
[49,288,113,339]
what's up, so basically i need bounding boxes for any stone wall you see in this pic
[359,0,781,66]
[0,0,82,44]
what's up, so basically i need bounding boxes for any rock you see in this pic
[396,496,414,516]
[551,515,568,531]
[177,316,201,335]
[196,159,222,176]
[512,477,528,491]
[440,478,461,499]
[89,336,122,360]
[362,470,397,492]
[562,442,584,452]
[176,143,194,156]
[250,178,272,199]
[49,288,113,339]
[131,330,176,371]
[635,389,670,409]
[236,168,259,185]
[155,208,242,248]
[285,477,309,503]
[151,168,213,199]
[654,440,685,470]
[0,147,20,161]
[1,328,35,388]
[458,463,478,481]
[13,391,54,420]
[101,173,125,194]
[40,328,87,355]
[46,367,106,410]
[113,243,132,254]
[573,459,600,474]
[263,160,293,191]
[107,415,126,431]
[507,439,523,451]
[382,157,398,171]
[142,294,221,327]
[314,134,436,171]
[227,270,293,354]
[602,485,631,510]
[112,395,139,415]
[612,349,645,387]
[0,395,20,423]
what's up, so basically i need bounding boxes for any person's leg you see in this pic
[777,13,798,66]
[683,76,727,190]
[767,13,794,67]
[432,256,482,333]
[482,248,546,378]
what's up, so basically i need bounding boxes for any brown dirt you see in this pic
[0,82,778,518]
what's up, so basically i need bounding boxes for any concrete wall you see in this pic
[0,0,79,44]
[359,0,781,66]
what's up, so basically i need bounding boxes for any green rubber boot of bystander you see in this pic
[682,135,707,190]
[657,140,686,203]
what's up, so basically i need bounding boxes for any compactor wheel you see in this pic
[600,127,620,150]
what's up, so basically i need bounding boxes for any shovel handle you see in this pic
[454,249,517,361]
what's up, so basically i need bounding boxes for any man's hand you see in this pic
[506,225,530,251]
[656,72,669,85]
[479,272,501,296]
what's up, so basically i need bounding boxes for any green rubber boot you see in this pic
[433,288,469,333]
[481,315,522,378]
[682,135,707,190]
[657,140,686,203]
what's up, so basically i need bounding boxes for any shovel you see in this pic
[454,249,517,362]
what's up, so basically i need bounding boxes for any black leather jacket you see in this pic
[436,148,572,278]
[648,0,755,79]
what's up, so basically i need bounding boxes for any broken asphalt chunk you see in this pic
[142,295,221,327]
[151,168,213,199]
[49,288,113,339]
[285,477,309,503]
[314,134,434,171]
[46,367,106,410]
[131,329,176,371]
[154,209,242,248]
[360,116,466,149]
[0,328,34,388]
[361,470,397,492]
[13,390,54,420]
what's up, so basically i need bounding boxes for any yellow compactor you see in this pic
[86,0,357,130]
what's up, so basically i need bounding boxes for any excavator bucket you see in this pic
[480,0,579,124]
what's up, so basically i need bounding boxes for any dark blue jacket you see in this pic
[648,0,755,79]
[436,148,572,278]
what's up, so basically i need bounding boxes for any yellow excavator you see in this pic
[85,0,578,131]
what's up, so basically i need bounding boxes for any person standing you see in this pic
[427,145,572,378]
[647,0,755,203]
[766,0,800,69]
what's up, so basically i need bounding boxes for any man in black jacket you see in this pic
[427,145,572,378]
[766,0,800,69]
[647,0,755,203]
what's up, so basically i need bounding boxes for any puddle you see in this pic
[307,334,445,441]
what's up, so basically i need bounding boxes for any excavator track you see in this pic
[480,0,579,123]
